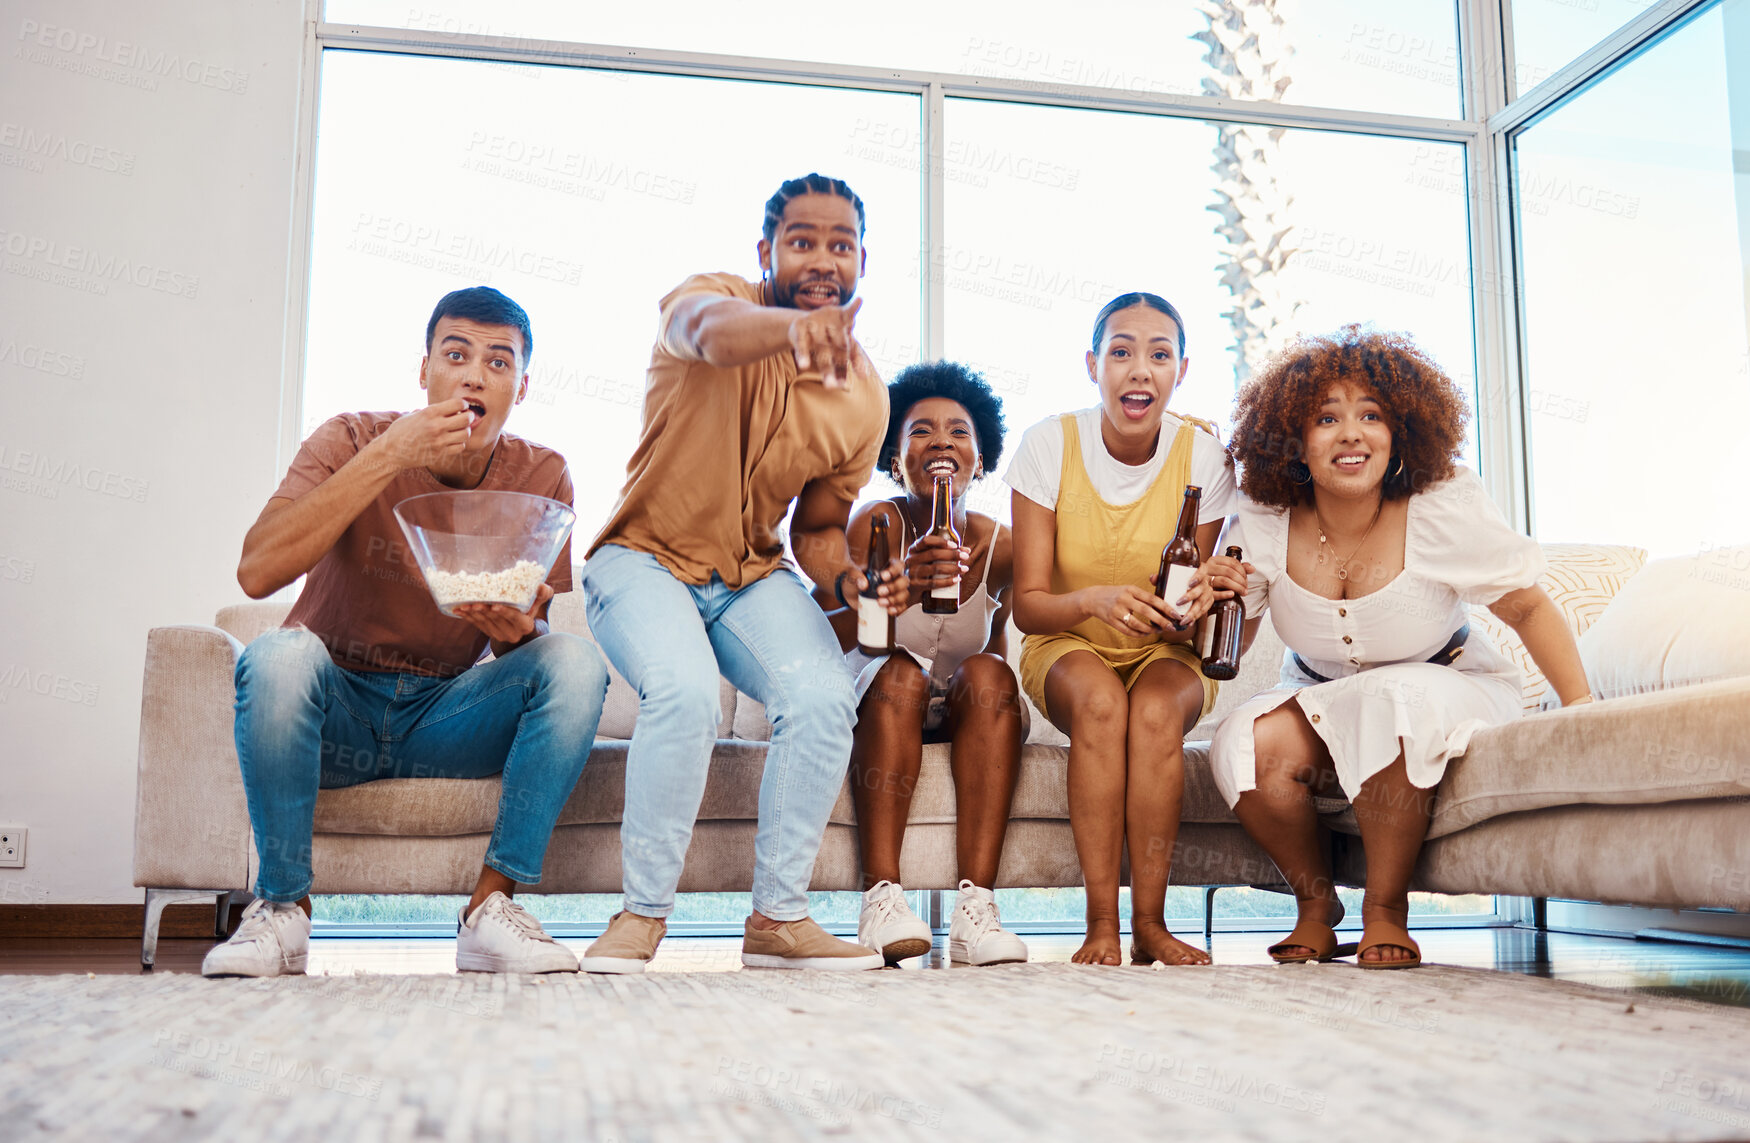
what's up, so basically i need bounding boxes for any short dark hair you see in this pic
[762,173,867,242]
[425,286,534,367]
[1091,291,1186,357]
[879,360,1008,477]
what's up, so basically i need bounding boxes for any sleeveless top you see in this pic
[1021,413,1199,672]
[882,497,1003,690]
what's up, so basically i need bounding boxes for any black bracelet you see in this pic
[834,570,853,609]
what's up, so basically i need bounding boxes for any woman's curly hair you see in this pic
[878,360,1008,479]
[1230,325,1470,509]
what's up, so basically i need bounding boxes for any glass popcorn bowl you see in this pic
[392,491,576,618]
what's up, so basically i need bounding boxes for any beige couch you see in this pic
[132,547,1750,964]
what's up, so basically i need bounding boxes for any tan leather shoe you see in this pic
[578,910,666,974]
[741,915,883,971]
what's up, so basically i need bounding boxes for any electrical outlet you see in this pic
[0,826,25,868]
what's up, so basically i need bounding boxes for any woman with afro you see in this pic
[1213,326,1590,968]
[824,361,1030,967]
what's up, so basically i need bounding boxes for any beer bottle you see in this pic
[1201,546,1246,681]
[922,474,960,615]
[1155,484,1202,626]
[858,512,897,656]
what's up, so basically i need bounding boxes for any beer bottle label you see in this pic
[857,595,888,648]
[930,579,960,601]
[1161,564,1197,616]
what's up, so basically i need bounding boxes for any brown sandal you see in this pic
[1267,920,1359,964]
[1356,919,1422,970]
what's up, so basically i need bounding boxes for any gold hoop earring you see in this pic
[1388,455,1405,480]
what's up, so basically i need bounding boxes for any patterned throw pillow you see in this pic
[1468,543,1649,713]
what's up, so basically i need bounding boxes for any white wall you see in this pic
[1,0,308,903]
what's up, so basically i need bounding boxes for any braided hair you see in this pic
[762,173,867,242]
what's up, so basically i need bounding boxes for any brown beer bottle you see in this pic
[922,474,960,615]
[1155,484,1202,628]
[1201,546,1245,681]
[857,512,897,656]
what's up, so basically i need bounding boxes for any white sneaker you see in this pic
[949,880,1027,966]
[456,892,578,973]
[201,898,310,978]
[857,880,933,964]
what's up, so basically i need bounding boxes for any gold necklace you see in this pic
[1312,499,1383,582]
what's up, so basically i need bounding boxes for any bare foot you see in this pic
[1272,896,1347,961]
[1072,918,1123,965]
[1131,920,1212,966]
[1359,898,1417,965]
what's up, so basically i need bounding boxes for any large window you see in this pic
[1509,0,1672,94]
[329,0,1464,118]
[1516,0,1750,556]
[940,98,1478,533]
[303,51,923,541]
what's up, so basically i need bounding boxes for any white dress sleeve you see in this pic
[1220,495,1283,615]
[1191,428,1238,525]
[1407,467,1547,605]
[1002,415,1066,511]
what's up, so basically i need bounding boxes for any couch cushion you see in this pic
[310,738,1244,836]
[314,739,779,835]
[1576,545,1750,701]
[1467,543,1647,713]
[1407,675,1750,841]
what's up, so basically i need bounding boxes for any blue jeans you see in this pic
[581,544,857,921]
[234,626,609,903]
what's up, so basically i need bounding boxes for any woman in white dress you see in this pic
[1212,327,1591,968]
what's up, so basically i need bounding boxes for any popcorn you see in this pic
[424,559,547,610]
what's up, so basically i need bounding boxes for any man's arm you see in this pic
[237,400,474,598]
[791,479,906,613]
[666,294,795,367]
[665,293,864,387]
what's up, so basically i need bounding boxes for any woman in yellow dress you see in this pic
[1005,292,1246,966]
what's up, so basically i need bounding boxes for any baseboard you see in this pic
[0,903,243,940]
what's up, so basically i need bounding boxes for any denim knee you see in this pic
[235,629,333,737]
[765,657,856,731]
[638,661,722,741]
[237,626,330,690]
[519,632,610,701]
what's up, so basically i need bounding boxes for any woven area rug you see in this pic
[4,962,1748,1141]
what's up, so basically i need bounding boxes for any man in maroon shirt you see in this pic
[202,287,608,978]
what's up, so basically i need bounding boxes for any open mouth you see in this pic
[925,458,958,478]
[463,399,486,425]
[796,280,840,307]
[1333,453,1369,472]
[1119,392,1154,418]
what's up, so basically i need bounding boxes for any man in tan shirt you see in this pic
[580,173,904,972]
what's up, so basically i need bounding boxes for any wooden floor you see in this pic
[4,927,1747,1008]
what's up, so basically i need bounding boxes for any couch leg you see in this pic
[142,888,171,969]
[1205,886,1221,943]
[1532,897,1548,931]
[214,892,234,938]
[142,888,232,968]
